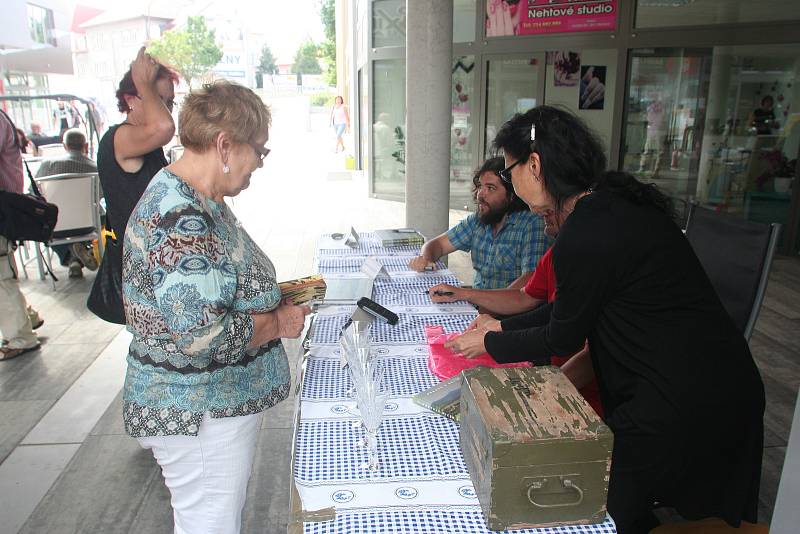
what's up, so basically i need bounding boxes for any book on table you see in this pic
[412,370,478,422]
[278,275,327,305]
[374,228,425,247]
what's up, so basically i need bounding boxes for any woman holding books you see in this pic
[445,106,765,534]
[121,80,310,533]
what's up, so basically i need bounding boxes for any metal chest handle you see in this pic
[527,478,584,509]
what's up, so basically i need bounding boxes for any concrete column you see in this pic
[405,0,453,239]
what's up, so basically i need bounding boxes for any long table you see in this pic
[289,232,617,533]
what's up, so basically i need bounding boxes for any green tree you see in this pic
[258,44,278,75]
[318,0,336,85]
[148,16,223,87]
[291,40,322,75]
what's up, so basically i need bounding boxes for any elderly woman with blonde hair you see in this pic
[122,80,309,534]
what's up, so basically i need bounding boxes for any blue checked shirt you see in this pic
[446,210,546,289]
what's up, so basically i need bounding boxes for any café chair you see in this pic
[684,202,780,341]
[34,172,103,288]
[36,143,66,158]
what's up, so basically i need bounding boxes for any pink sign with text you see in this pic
[486,0,618,37]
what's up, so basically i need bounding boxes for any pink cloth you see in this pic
[425,325,530,381]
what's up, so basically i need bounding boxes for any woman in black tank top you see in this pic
[88,46,178,324]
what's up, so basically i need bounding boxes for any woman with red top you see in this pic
[429,210,602,416]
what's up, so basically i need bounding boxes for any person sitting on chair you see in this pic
[408,157,547,289]
[35,128,99,278]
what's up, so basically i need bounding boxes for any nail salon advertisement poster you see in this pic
[485,0,618,36]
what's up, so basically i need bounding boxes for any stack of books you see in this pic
[278,275,327,305]
[374,228,425,247]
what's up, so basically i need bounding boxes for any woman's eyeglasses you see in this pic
[497,159,522,183]
[250,144,271,161]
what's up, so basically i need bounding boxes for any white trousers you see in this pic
[0,236,37,349]
[138,412,261,534]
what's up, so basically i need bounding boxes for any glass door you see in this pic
[483,53,545,158]
[621,48,713,218]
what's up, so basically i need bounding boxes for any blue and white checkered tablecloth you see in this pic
[294,231,616,533]
[301,356,438,400]
[310,313,475,346]
[317,256,447,274]
[304,509,617,534]
[318,243,421,257]
[295,414,466,484]
[373,274,461,292]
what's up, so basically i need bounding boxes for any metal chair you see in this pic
[684,202,781,341]
[34,172,103,287]
[36,143,66,158]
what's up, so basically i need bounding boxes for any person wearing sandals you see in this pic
[88,46,177,323]
[122,80,311,533]
[0,108,42,361]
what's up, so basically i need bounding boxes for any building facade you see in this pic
[340,0,800,254]
[0,0,76,130]
[73,11,174,126]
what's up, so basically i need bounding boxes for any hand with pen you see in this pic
[427,283,461,303]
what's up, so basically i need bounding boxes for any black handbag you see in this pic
[0,111,59,243]
[87,233,126,324]
[0,186,59,242]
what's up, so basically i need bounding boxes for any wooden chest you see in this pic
[459,366,613,530]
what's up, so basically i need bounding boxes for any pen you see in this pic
[424,290,454,296]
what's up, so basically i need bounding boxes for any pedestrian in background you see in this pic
[0,109,42,361]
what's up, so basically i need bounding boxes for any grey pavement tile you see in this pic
[31,321,71,346]
[759,446,787,525]
[0,400,53,464]
[0,443,82,534]
[89,391,126,436]
[261,392,298,430]
[18,435,164,534]
[124,476,174,534]
[242,428,293,534]
[752,307,800,354]
[762,279,800,320]
[49,318,123,345]
[0,343,105,401]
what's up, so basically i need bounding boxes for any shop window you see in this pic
[451,56,477,209]
[622,44,800,250]
[454,0,477,43]
[635,0,800,29]
[372,0,478,48]
[27,3,56,46]
[372,59,406,199]
[485,56,542,158]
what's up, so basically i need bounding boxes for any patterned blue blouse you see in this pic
[121,169,290,437]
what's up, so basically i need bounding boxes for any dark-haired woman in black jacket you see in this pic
[446,106,765,533]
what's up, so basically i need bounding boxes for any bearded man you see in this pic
[408,157,546,289]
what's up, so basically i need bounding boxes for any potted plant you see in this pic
[756,149,796,193]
